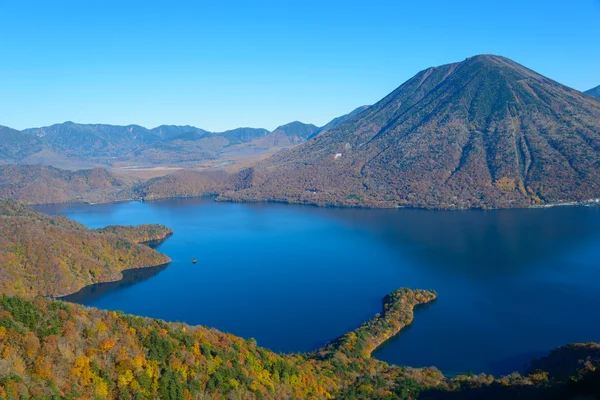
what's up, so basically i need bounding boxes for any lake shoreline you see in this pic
[31,191,600,212]
[57,262,172,301]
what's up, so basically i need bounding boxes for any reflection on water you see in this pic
[61,264,170,304]
[37,198,600,376]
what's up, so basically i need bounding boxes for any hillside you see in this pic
[586,85,600,98]
[0,201,170,297]
[0,127,44,163]
[0,165,131,205]
[95,224,173,245]
[220,55,600,209]
[0,286,598,399]
[134,169,237,201]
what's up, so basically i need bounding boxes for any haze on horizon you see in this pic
[1,0,599,132]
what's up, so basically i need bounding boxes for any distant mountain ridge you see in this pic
[3,120,321,168]
[309,105,370,139]
[586,85,600,98]
[0,126,45,162]
[219,55,600,209]
[2,104,381,169]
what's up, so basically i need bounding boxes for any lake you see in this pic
[37,198,600,376]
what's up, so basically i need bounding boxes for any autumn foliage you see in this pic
[95,224,173,245]
[0,201,170,297]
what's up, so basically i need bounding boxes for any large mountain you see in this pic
[586,85,600,98]
[220,55,600,209]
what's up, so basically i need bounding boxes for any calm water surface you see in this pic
[38,198,600,376]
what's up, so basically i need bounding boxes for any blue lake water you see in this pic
[37,198,600,376]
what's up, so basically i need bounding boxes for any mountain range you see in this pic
[1,54,599,210]
[4,121,315,168]
[0,108,368,169]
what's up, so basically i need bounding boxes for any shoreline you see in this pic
[58,262,171,302]
[30,192,600,212]
[49,261,172,299]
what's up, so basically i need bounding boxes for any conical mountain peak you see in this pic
[222,55,600,210]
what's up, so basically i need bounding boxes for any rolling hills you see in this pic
[0,269,598,398]
[220,55,600,209]
[0,165,131,205]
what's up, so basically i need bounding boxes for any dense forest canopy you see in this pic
[0,201,170,298]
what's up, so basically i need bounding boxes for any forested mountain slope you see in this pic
[0,201,170,297]
[221,55,600,209]
[309,105,370,139]
[0,165,131,205]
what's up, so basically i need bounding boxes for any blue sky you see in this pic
[1,0,599,131]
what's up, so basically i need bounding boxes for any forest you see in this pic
[0,286,598,399]
[95,225,173,246]
[0,201,170,298]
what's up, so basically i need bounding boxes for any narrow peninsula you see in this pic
[95,224,173,245]
[317,288,437,359]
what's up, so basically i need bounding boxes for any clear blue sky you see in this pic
[1,0,599,131]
